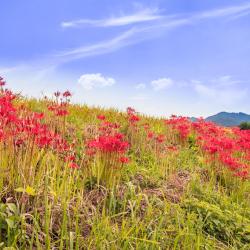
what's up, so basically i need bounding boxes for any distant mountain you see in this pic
[189,117,198,122]
[205,112,250,127]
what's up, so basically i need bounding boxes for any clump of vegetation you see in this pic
[240,121,250,130]
[0,77,249,249]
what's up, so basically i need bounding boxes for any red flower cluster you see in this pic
[0,77,6,87]
[165,116,191,140]
[87,133,129,154]
[48,91,72,117]
[87,117,129,164]
[97,114,106,121]
[0,79,78,169]
[127,107,140,124]
[192,119,249,179]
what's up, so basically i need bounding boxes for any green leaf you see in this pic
[6,203,18,215]
[5,218,15,228]
[15,187,25,193]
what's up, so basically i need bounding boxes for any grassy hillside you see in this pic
[206,112,250,127]
[0,79,250,249]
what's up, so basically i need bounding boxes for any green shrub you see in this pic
[239,122,250,130]
[183,198,250,248]
[0,203,24,248]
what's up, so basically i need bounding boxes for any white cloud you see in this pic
[2,2,250,74]
[54,29,137,62]
[61,8,162,28]
[62,3,250,30]
[211,75,242,87]
[135,83,146,89]
[78,73,116,90]
[196,3,250,19]
[151,78,174,91]
[194,84,216,98]
[193,78,247,105]
[0,66,20,74]
[56,3,250,65]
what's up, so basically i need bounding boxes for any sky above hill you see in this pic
[0,0,250,117]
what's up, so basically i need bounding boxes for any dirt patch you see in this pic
[144,170,191,203]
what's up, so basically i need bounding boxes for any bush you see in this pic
[239,122,250,130]
[183,198,250,247]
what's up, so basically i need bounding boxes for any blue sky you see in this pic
[0,0,250,117]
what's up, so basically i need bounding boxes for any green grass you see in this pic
[0,96,249,250]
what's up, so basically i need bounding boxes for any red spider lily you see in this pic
[0,77,6,86]
[192,119,250,179]
[54,91,61,98]
[147,131,154,139]
[143,123,150,130]
[69,162,80,169]
[86,148,96,156]
[55,109,69,117]
[33,112,44,120]
[127,107,140,125]
[98,121,120,135]
[0,82,76,170]
[48,103,69,117]
[156,134,165,144]
[234,170,249,179]
[127,107,136,115]
[97,114,106,120]
[166,145,178,151]
[63,90,72,98]
[165,116,191,140]
[119,156,130,164]
[129,114,140,123]
[87,134,129,154]
[65,154,76,162]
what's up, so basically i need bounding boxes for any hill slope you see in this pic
[206,112,250,126]
[0,80,249,249]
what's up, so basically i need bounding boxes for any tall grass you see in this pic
[0,79,249,249]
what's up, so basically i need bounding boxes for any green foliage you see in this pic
[0,96,249,249]
[239,121,250,130]
[183,198,250,247]
[0,203,24,248]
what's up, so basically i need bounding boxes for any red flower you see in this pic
[55,109,69,116]
[120,156,130,164]
[69,162,80,169]
[156,134,165,143]
[54,91,61,97]
[97,114,106,120]
[147,131,154,139]
[63,90,72,98]
[0,76,6,86]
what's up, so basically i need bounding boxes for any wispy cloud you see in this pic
[61,8,162,28]
[193,76,248,105]
[3,2,250,70]
[135,83,146,89]
[211,75,243,87]
[0,66,20,74]
[151,78,174,91]
[78,73,115,90]
[55,2,250,64]
[54,29,138,63]
[195,2,250,19]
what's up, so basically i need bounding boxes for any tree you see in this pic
[239,122,250,130]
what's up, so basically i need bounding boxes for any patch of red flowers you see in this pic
[0,78,78,169]
[165,116,191,140]
[192,119,249,179]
